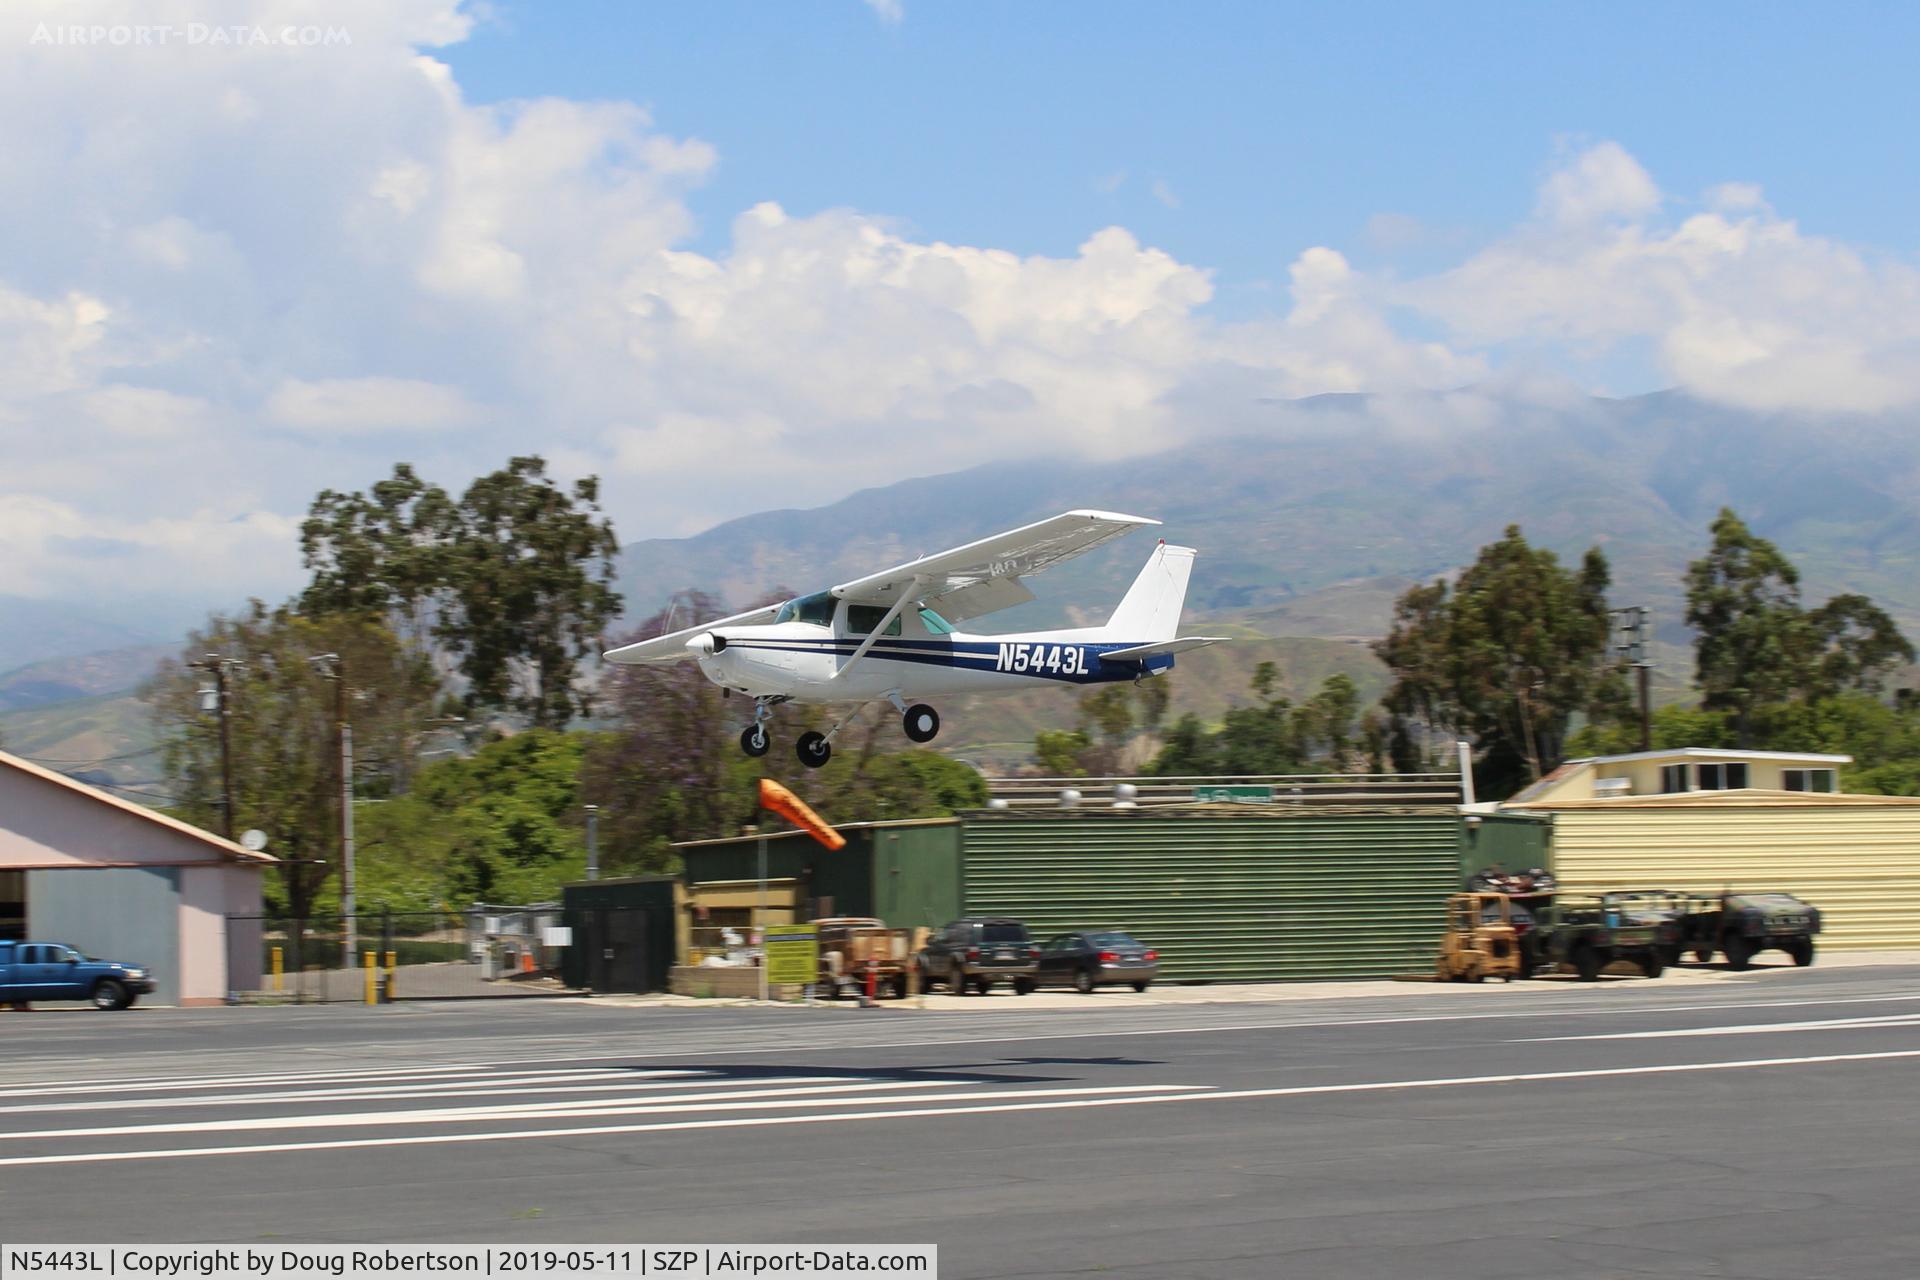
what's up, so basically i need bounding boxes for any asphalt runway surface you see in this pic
[3,966,1919,1279]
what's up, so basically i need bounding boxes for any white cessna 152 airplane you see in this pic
[603,509,1227,768]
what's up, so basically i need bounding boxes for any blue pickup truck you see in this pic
[0,941,155,1010]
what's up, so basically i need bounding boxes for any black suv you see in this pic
[917,918,1038,995]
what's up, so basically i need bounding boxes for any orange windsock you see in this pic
[757,778,847,850]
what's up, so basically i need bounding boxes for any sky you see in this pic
[3,0,1920,625]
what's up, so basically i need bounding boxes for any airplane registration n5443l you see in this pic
[603,509,1228,768]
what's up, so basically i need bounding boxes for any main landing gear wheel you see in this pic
[739,725,770,757]
[903,703,940,743]
[796,731,832,769]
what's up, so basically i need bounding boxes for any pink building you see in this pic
[0,749,274,1006]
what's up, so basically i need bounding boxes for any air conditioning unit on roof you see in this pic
[1594,777,1632,797]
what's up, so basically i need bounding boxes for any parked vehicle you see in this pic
[1679,892,1822,969]
[1035,930,1159,993]
[0,940,154,1009]
[1528,894,1681,980]
[916,918,1039,995]
[813,917,913,999]
[1435,893,1527,983]
[1590,889,1697,967]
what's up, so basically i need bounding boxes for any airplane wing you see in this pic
[832,509,1161,622]
[1098,637,1230,662]
[602,603,783,664]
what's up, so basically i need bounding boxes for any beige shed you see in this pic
[1510,790,1920,950]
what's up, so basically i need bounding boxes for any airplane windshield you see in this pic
[775,592,835,627]
[918,608,954,635]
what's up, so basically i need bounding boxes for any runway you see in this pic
[2,964,1917,1278]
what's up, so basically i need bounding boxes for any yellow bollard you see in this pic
[271,946,283,992]
[363,951,377,1005]
[383,951,397,1003]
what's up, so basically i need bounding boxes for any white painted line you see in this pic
[5,1049,1915,1167]
[0,1062,650,1099]
[0,1072,826,1117]
[0,1082,1200,1147]
[1517,1013,1920,1042]
[9,989,1920,1092]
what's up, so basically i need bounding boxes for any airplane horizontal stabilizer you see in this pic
[1098,636,1230,662]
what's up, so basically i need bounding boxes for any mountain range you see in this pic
[11,388,1920,782]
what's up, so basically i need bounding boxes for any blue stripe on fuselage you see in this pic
[722,636,1173,683]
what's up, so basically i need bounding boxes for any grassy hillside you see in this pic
[0,693,163,796]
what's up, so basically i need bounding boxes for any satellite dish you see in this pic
[240,829,268,852]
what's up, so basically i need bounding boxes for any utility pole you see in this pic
[584,804,600,881]
[1611,607,1654,751]
[310,653,356,968]
[191,655,237,841]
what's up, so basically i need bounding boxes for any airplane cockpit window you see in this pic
[846,605,903,636]
[785,592,834,626]
[918,608,955,635]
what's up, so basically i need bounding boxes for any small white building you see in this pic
[0,749,274,1005]
[1509,748,1849,804]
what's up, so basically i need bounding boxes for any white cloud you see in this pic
[1400,143,1920,413]
[2,2,1917,630]
[266,377,481,433]
[862,0,904,25]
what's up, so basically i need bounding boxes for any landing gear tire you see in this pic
[796,731,832,769]
[739,725,770,757]
[903,703,940,744]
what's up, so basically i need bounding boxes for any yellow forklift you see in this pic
[1435,892,1529,982]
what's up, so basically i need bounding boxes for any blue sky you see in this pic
[6,0,1920,614]
[442,1,1920,308]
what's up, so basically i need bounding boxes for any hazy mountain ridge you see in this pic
[13,388,1920,789]
[613,390,1920,649]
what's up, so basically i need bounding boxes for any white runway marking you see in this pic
[1517,1012,1920,1041]
[5,1047,1916,1168]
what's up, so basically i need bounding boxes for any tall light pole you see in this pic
[1611,606,1654,752]
[310,653,356,968]
[584,804,600,881]
[191,654,237,841]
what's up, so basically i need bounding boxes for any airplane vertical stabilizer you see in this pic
[1105,543,1195,642]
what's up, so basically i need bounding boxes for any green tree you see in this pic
[444,457,623,728]
[299,463,457,656]
[355,729,595,908]
[1686,509,1913,744]
[1375,525,1622,790]
[300,457,624,730]
[147,606,440,920]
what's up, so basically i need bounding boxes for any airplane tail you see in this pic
[1104,542,1196,642]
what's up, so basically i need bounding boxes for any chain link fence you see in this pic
[228,904,578,1003]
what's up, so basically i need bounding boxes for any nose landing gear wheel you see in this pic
[903,703,940,743]
[796,731,832,769]
[740,725,770,757]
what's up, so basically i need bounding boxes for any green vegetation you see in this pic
[1375,526,1625,794]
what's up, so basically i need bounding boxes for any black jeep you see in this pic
[1527,893,1681,980]
[1679,892,1822,969]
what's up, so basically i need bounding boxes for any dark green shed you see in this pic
[678,818,964,929]
[560,875,679,992]
[961,806,1549,981]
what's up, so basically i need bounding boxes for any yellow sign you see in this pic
[764,925,819,985]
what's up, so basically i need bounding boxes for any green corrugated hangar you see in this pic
[674,806,1546,982]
